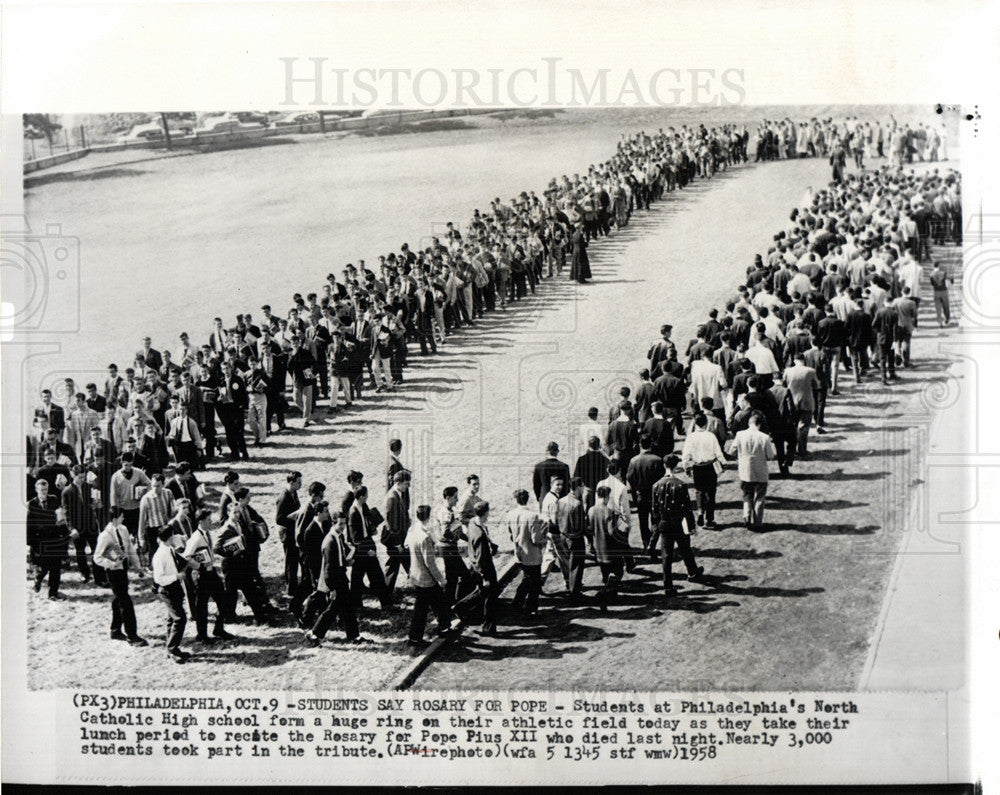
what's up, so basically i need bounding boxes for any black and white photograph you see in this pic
[2,1,995,788]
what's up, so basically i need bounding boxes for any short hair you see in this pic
[588,435,601,450]
[120,452,134,463]
[694,413,708,428]
[546,441,559,455]
[473,501,490,517]
[223,470,240,484]
[314,500,329,515]
[151,473,165,483]
[287,470,303,482]
[355,485,369,499]
[416,505,431,521]
[639,435,651,450]
[701,397,715,409]
[393,470,411,484]
[234,487,251,500]
[513,489,529,505]
[570,477,584,490]
[651,400,664,413]
[174,462,192,476]
[587,406,599,419]
[466,473,479,484]
[347,470,364,484]
[389,438,402,454]
[664,454,682,469]
[70,464,85,476]
[607,460,619,475]
[308,481,327,496]
[157,526,175,542]
[443,486,459,499]
[596,485,611,499]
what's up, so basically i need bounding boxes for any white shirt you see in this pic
[151,542,181,586]
[681,430,726,469]
[745,344,780,375]
[596,476,632,529]
[688,359,726,408]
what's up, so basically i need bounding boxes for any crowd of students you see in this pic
[24,115,960,658]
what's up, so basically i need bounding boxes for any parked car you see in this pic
[195,117,247,134]
[273,111,320,127]
[121,120,192,141]
[233,111,269,126]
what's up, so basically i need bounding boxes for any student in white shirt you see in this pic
[93,505,148,646]
[151,526,191,663]
[182,509,235,644]
[404,505,453,646]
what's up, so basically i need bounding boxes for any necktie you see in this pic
[116,527,129,571]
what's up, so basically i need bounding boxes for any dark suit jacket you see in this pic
[40,404,65,434]
[466,518,497,581]
[347,502,376,551]
[141,348,164,373]
[532,457,571,503]
[383,488,410,546]
[652,373,686,409]
[605,419,639,459]
[642,416,675,458]
[633,382,655,423]
[61,482,98,535]
[626,452,666,506]
[573,449,609,492]
[275,488,301,543]
[316,530,349,592]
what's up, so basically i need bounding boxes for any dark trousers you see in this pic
[157,581,187,651]
[281,533,299,596]
[383,544,411,596]
[511,563,542,614]
[105,567,137,637]
[636,503,652,549]
[266,389,286,430]
[142,525,162,563]
[72,531,105,584]
[193,568,227,637]
[34,551,63,596]
[774,431,797,473]
[442,553,472,604]
[660,531,699,591]
[350,551,391,608]
[223,565,270,621]
[202,403,217,460]
[666,407,685,435]
[813,387,827,427]
[417,326,438,355]
[878,342,897,382]
[455,572,497,632]
[312,576,359,640]
[122,509,140,539]
[408,584,451,641]
[289,562,318,618]
[567,536,587,596]
[691,464,717,523]
[171,441,200,471]
[217,404,248,459]
[597,558,624,606]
